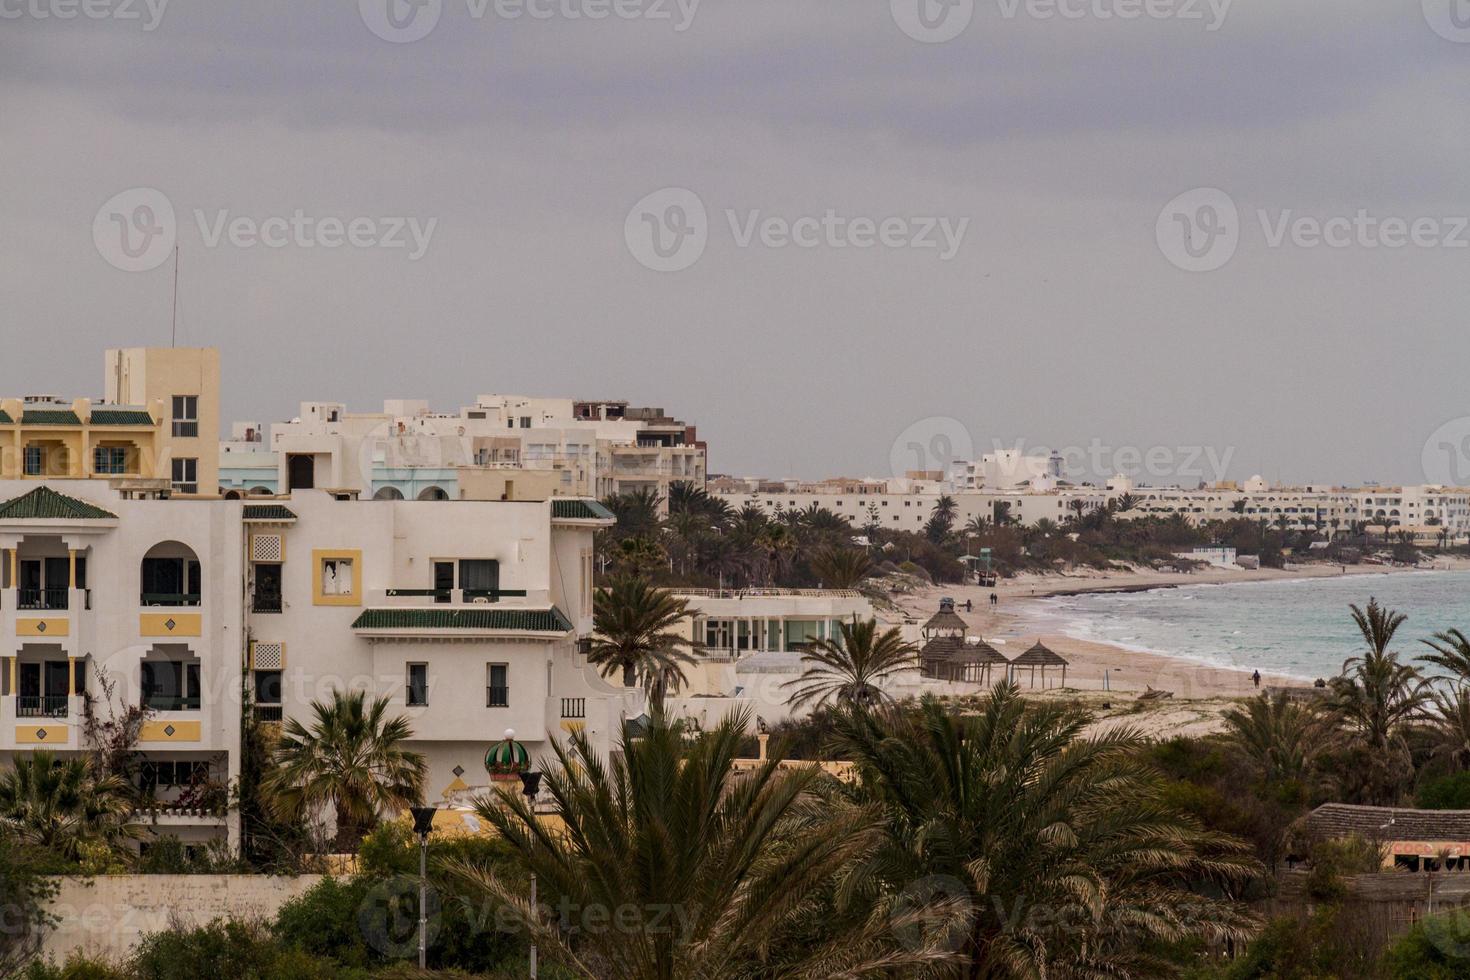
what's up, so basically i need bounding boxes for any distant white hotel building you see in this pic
[220,397,705,505]
[0,479,630,850]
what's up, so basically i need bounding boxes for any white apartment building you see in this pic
[0,480,625,850]
[953,450,1064,491]
[712,487,1110,532]
[220,396,706,505]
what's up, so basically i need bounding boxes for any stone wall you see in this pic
[41,874,325,961]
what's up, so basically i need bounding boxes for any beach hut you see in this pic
[919,635,965,680]
[922,598,969,641]
[951,640,1009,685]
[1011,641,1069,689]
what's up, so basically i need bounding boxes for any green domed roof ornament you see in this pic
[485,728,530,780]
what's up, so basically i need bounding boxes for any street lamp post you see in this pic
[409,805,438,971]
[518,770,544,980]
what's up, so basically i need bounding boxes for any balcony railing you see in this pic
[18,588,68,611]
[141,593,202,607]
[16,695,69,718]
[487,686,510,708]
[560,697,586,719]
[253,704,283,722]
[143,694,201,711]
[251,594,283,614]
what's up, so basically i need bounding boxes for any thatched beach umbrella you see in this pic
[922,597,968,640]
[951,640,1009,686]
[1010,641,1069,689]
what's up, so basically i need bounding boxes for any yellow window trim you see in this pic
[312,549,363,606]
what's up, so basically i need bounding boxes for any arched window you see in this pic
[417,486,449,501]
[374,486,405,500]
[141,542,202,607]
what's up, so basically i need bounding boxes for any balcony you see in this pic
[487,685,510,708]
[560,697,586,719]
[141,593,201,607]
[143,694,201,711]
[16,694,70,718]
[18,588,69,611]
[253,704,283,722]
[251,593,283,614]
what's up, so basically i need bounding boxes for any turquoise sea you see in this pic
[1033,570,1470,682]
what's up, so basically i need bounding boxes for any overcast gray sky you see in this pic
[4,0,1469,487]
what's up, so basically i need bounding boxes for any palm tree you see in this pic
[263,689,427,850]
[925,495,957,544]
[809,545,872,589]
[601,488,663,536]
[833,687,1260,977]
[1421,628,1470,685]
[1327,599,1432,804]
[1222,692,1327,784]
[783,616,917,711]
[1116,491,1140,513]
[450,711,948,979]
[962,514,989,536]
[0,751,136,859]
[1427,687,1470,772]
[588,576,697,710]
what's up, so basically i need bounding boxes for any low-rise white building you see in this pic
[0,481,625,850]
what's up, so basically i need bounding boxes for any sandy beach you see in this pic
[884,558,1470,737]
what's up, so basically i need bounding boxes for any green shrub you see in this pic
[1416,771,1470,810]
[21,953,129,980]
[1380,909,1470,979]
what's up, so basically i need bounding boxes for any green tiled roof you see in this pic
[22,410,81,426]
[89,409,155,426]
[551,498,616,521]
[0,410,11,424]
[0,486,116,521]
[243,504,297,522]
[351,607,573,633]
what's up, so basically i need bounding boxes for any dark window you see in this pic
[171,396,199,437]
[407,664,428,706]
[22,446,43,476]
[487,664,509,707]
[459,559,500,597]
[141,661,200,710]
[142,556,201,605]
[94,446,129,474]
[254,669,282,705]
[287,455,315,491]
[252,563,282,613]
[433,561,454,603]
[171,458,198,494]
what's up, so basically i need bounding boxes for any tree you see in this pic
[1326,599,1431,804]
[782,616,917,711]
[1222,692,1328,784]
[587,576,697,711]
[0,750,136,860]
[262,690,427,851]
[450,711,948,979]
[1427,687,1470,773]
[925,495,957,544]
[809,545,872,589]
[834,688,1260,977]
[1421,628,1470,685]
[1116,492,1140,513]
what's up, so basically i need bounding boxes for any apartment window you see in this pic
[253,669,282,705]
[487,663,509,707]
[520,416,531,428]
[171,457,198,494]
[23,446,43,476]
[322,557,354,596]
[459,559,499,597]
[406,663,428,706]
[93,446,128,475]
[138,760,210,793]
[141,660,201,711]
[171,395,199,437]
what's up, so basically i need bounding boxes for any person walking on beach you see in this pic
[990,592,998,607]
[964,598,973,613]
[1251,670,1261,688]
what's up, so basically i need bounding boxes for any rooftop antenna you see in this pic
[170,245,179,347]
